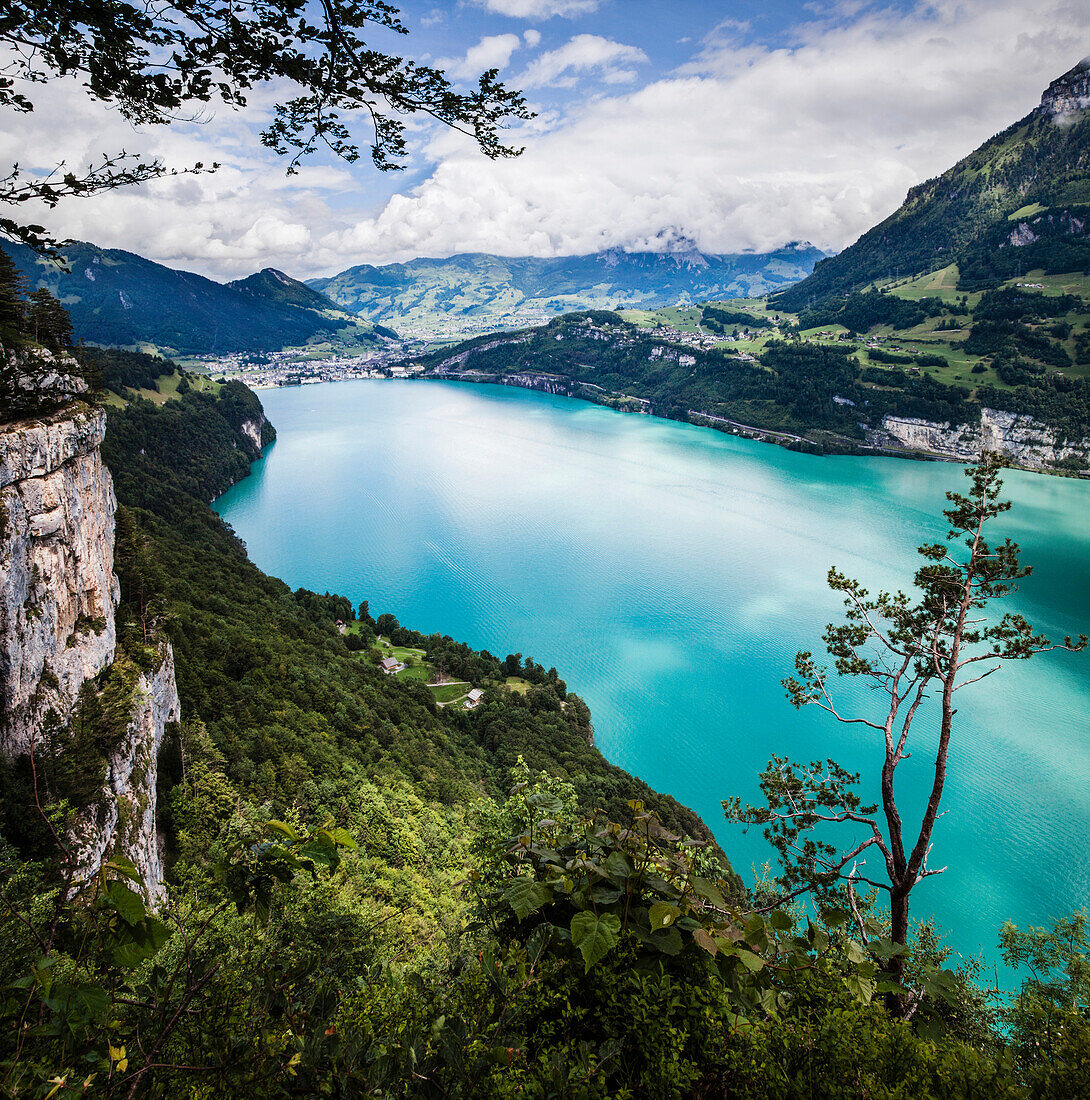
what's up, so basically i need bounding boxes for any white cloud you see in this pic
[524,29,543,48]
[436,34,523,81]
[472,0,600,17]
[518,34,649,87]
[324,0,1090,269]
[4,0,1089,281]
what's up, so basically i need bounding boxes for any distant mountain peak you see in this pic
[1040,57,1090,122]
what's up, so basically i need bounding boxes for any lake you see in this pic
[215,379,1090,960]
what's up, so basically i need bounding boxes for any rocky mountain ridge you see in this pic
[309,243,825,338]
[1042,57,1090,119]
[777,60,1090,309]
[0,241,395,357]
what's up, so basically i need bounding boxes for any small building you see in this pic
[380,656,404,675]
[464,688,485,709]
[335,619,347,634]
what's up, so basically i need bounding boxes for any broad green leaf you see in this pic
[845,974,875,1004]
[504,877,553,921]
[769,909,793,932]
[738,949,765,973]
[604,850,634,881]
[103,855,141,884]
[327,826,358,849]
[869,939,909,961]
[809,924,830,953]
[265,819,300,843]
[527,790,564,815]
[692,877,726,909]
[650,925,683,956]
[649,902,681,931]
[570,911,621,971]
[845,938,867,965]
[525,923,552,965]
[106,882,146,926]
[823,907,851,928]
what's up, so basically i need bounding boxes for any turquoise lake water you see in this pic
[214,379,1090,961]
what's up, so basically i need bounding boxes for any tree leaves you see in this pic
[649,902,680,931]
[570,912,620,972]
[504,877,553,921]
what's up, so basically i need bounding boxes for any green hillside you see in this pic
[4,357,1088,1094]
[777,60,1090,311]
[414,271,1090,461]
[308,243,825,339]
[1,241,394,356]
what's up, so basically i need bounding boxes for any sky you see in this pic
[3,0,1089,280]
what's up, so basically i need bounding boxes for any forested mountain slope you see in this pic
[777,60,1090,310]
[1,241,393,355]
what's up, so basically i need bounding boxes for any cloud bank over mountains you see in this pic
[5,0,1088,278]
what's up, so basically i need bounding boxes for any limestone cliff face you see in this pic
[0,407,119,752]
[870,407,1090,472]
[0,405,179,899]
[1040,58,1090,122]
[239,417,265,452]
[72,647,181,902]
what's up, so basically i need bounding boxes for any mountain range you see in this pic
[777,58,1090,310]
[0,241,396,357]
[307,241,826,337]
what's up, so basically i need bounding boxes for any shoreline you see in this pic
[237,370,1090,479]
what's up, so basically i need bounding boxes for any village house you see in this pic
[380,656,404,674]
[464,688,485,709]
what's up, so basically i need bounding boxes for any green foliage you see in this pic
[3,241,387,354]
[4,369,1087,1095]
[727,455,1086,1010]
[0,271,89,423]
[958,206,1090,289]
[701,305,774,332]
[799,290,948,333]
[419,315,975,444]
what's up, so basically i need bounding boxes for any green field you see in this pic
[430,682,470,704]
[105,369,222,407]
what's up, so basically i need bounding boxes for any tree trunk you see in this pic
[884,885,911,1016]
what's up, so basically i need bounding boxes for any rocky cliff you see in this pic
[870,407,1090,471]
[1041,57,1090,121]
[71,646,181,902]
[0,404,178,899]
[0,406,119,752]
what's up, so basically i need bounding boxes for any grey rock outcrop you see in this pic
[870,407,1090,471]
[0,407,119,753]
[1041,58,1090,122]
[239,417,265,452]
[72,646,181,902]
[0,404,179,900]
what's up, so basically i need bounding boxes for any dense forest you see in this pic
[0,241,388,355]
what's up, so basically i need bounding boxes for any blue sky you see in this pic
[4,0,1087,277]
